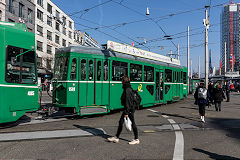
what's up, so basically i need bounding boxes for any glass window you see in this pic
[165,69,172,82]
[56,22,60,31]
[27,9,33,24]
[5,45,37,84]
[47,45,52,54]
[46,59,52,70]
[130,63,142,81]
[70,58,77,80]
[37,0,43,7]
[47,3,52,14]
[0,10,2,20]
[165,85,171,94]
[47,30,52,40]
[81,59,86,80]
[55,35,60,44]
[146,85,154,95]
[37,41,43,51]
[112,61,128,81]
[37,25,43,37]
[104,61,108,81]
[144,66,154,82]
[69,31,72,39]
[181,71,183,82]
[69,21,72,29]
[47,16,52,26]
[97,61,101,80]
[183,72,187,84]
[62,27,66,35]
[62,39,66,47]
[56,10,60,19]
[62,16,66,25]
[19,3,24,18]
[9,0,14,14]
[37,9,43,21]
[54,57,69,80]
[89,60,93,80]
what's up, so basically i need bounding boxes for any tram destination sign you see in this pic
[107,40,181,65]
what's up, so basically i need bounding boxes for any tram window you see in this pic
[97,61,101,81]
[165,85,171,94]
[81,59,86,80]
[89,60,93,80]
[181,71,183,82]
[130,63,142,82]
[55,56,69,80]
[144,66,154,82]
[146,85,154,95]
[183,72,187,84]
[165,69,172,82]
[6,45,37,84]
[70,58,77,80]
[112,61,128,81]
[104,61,108,81]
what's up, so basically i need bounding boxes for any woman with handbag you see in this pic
[107,75,140,145]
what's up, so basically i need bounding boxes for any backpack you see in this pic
[198,88,207,99]
[130,89,142,109]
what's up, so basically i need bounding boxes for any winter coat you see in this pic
[121,83,135,115]
[213,88,225,102]
[194,86,210,105]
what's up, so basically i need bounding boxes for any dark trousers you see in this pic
[116,112,138,139]
[226,92,230,102]
[198,104,206,116]
[215,101,222,111]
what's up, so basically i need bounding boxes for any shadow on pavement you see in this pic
[161,112,199,122]
[193,148,240,160]
[73,124,129,142]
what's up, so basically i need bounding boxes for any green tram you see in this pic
[0,22,39,123]
[53,41,188,116]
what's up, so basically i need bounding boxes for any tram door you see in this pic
[155,70,164,103]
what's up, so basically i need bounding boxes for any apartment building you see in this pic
[2,0,35,32]
[35,0,75,77]
[0,0,6,21]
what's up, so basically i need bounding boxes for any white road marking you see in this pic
[148,109,184,160]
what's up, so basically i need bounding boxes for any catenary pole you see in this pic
[204,6,209,89]
[187,26,190,94]
[225,42,227,73]
[198,56,200,78]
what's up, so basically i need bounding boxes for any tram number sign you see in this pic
[69,87,75,92]
[28,91,35,96]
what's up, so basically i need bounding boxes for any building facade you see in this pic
[2,0,35,32]
[34,0,76,77]
[221,3,240,73]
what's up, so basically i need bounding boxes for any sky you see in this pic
[51,0,232,76]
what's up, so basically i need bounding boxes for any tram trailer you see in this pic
[0,22,39,124]
[52,42,188,116]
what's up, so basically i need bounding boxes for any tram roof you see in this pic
[56,45,183,69]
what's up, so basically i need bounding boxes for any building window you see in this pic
[8,19,14,22]
[55,35,60,44]
[37,9,43,21]
[69,31,72,39]
[69,21,72,29]
[62,27,66,35]
[56,10,60,20]
[46,15,52,25]
[62,39,66,47]
[0,10,2,20]
[37,57,42,68]
[37,25,43,37]
[37,0,43,7]
[47,30,52,40]
[37,41,43,51]
[56,22,60,31]
[62,16,66,25]
[19,3,24,17]
[46,59,52,70]
[47,45,52,54]
[27,9,33,24]
[9,0,14,14]
[27,28,33,32]
[47,3,52,14]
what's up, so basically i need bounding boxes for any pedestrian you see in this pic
[225,81,230,102]
[208,82,214,105]
[213,84,225,112]
[107,75,139,145]
[194,82,209,123]
[230,83,234,92]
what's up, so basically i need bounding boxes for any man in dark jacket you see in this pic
[108,76,139,145]
[213,84,225,111]
[194,82,209,123]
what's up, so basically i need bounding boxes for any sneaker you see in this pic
[107,137,119,143]
[202,116,205,123]
[128,139,140,145]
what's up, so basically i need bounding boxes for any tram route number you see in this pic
[69,87,75,92]
[28,91,35,96]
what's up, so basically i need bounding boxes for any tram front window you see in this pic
[6,45,37,84]
[54,57,69,80]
